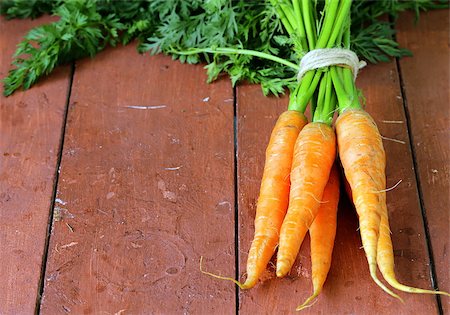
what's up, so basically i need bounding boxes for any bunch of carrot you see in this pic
[200,0,448,310]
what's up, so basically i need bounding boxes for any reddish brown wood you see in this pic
[0,17,71,314]
[396,10,449,311]
[40,45,235,314]
[237,62,437,313]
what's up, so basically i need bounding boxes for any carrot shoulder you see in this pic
[276,122,336,277]
[242,110,308,288]
[297,163,340,311]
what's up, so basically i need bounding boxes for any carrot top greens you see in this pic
[0,0,447,96]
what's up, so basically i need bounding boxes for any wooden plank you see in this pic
[39,45,236,314]
[237,61,437,313]
[396,10,449,311]
[0,17,71,314]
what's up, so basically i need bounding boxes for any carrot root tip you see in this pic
[369,266,403,302]
[296,292,320,311]
[385,276,450,296]
[276,260,290,278]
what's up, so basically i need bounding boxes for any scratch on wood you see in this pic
[55,198,67,205]
[65,223,74,232]
[380,135,406,144]
[60,242,78,249]
[125,105,167,110]
[164,166,182,171]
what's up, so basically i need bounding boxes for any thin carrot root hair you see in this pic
[199,256,247,290]
[304,191,329,204]
[373,179,402,194]
[296,292,320,311]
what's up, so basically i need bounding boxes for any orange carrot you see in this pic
[276,122,336,277]
[199,110,307,288]
[235,110,308,288]
[201,110,307,288]
[336,108,400,299]
[297,163,340,311]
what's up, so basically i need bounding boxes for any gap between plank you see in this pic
[394,56,443,315]
[233,85,240,315]
[35,62,76,314]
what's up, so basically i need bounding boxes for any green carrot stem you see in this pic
[336,6,360,112]
[281,3,300,34]
[292,0,308,51]
[327,0,352,47]
[288,0,341,112]
[343,17,351,48]
[330,89,337,111]
[330,66,348,106]
[308,1,318,43]
[270,0,295,35]
[323,71,335,122]
[313,71,335,125]
[302,0,317,49]
[289,0,340,109]
[316,0,340,49]
[331,66,361,113]
[289,84,302,111]
[293,0,302,27]
[310,89,318,115]
[171,47,299,71]
[342,67,355,95]
[344,30,351,48]
[335,67,345,89]
[288,70,322,112]
[335,20,344,47]
[340,11,358,100]
[313,71,328,121]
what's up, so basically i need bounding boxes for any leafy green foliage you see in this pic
[0,0,57,19]
[1,0,446,96]
[349,0,446,63]
[141,0,296,95]
[3,0,126,95]
[351,22,412,64]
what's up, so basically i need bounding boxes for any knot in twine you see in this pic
[297,48,367,82]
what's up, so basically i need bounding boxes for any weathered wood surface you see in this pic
[1,9,448,315]
[39,45,236,314]
[236,60,437,314]
[0,17,70,315]
[396,11,449,313]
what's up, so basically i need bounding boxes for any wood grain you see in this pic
[0,17,71,314]
[236,62,437,314]
[396,10,449,312]
[39,45,236,314]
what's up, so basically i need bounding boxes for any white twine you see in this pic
[297,48,367,82]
